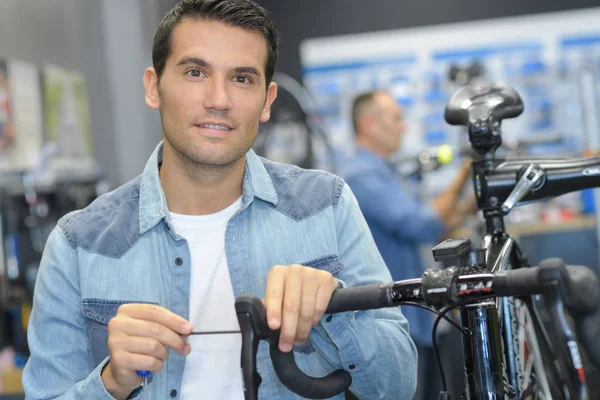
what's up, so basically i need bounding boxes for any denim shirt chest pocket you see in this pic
[290,255,343,356]
[81,299,158,369]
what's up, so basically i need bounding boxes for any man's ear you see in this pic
[357,113,377,138]
[260,81,278,123]
[143,67,160,110]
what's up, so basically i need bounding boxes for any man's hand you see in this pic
[458,157,473,183]
[264,265,338,353]
[431,158,473,228]
[101,304,193,399]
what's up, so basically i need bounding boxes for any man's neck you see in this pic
[356,137,388,159]
[159,146,245,216]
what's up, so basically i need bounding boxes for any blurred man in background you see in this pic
[344,90,474,400]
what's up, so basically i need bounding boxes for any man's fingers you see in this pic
[279,265,304,352]
[264,265,337,352]
[117,303,193,335]
[108,318,191,356]
[111,351,165,373]
[264,265,286,330]
[108,335,171,361]
[314,273,337,325]
[296,270,319,343]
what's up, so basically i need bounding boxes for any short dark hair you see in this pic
[351,91,378,135]
[152,0,279,87]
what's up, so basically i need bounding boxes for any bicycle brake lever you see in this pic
[501,164,544,215]
[235,294,273,400]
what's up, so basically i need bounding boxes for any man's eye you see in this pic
[187,69,203,78]
[234,76,251,84]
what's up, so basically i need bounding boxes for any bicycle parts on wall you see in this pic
[252,72,337,173]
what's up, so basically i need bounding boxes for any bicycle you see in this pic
[235,82,600,399]
[444,82,600,400]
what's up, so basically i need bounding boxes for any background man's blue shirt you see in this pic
[344,147,445,346]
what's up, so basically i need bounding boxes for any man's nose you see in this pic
[203,77,232,111]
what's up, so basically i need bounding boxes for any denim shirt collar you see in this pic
[138,141,278,235]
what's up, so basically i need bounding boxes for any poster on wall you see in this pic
[0,60,44,173]
[42,64,94,171]
[0,61,13,153]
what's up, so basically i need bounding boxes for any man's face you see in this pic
[373,92,406,154]
[145,19,277,167]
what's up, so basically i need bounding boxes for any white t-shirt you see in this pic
[172,197,245,400]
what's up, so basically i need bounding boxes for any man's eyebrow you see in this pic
[233,66,261,77]
[175,58,261,77]
[176,57,210,67]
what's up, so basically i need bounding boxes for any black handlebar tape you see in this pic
[492,267,545,297]
[563,264,600,316]
[493,259,600,368]
[269,339,352,399]
[268,283,392,398]
[325,283,393,314]
[564,264,600,368]
[575,309,600,369]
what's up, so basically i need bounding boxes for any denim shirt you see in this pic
[23,142,417,400]
[343,148,445,347]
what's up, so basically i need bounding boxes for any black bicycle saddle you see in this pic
[444,82,524,126]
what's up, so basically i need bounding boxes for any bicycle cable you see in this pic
[398,300,475,395]
[401,301,468,335]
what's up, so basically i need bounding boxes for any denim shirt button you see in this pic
[170,389,178,397]
[175,257,183,266]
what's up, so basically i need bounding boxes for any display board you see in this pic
[42,64,94,171]
[300,7,600,165]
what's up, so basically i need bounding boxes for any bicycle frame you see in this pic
[472,152,600,399]
[459,301,506,399]
[480,212,590,399]
[432,228,513,398]
[439,82,600,399]
[482,221,553,398]
[413,220,590,399]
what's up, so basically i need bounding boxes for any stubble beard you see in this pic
[160,112,255,173]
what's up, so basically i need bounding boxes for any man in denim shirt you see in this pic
[23,1,417,399]
[344,91,473,400]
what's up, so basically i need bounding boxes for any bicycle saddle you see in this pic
[444,82,524,126]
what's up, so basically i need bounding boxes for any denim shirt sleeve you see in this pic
[22,226,124,399]
[346,172,445,243]
[309,184,418,399]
